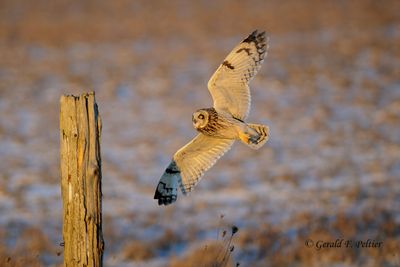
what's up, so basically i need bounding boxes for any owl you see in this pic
[154,30,270,205]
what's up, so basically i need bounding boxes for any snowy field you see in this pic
[0,1,399,266]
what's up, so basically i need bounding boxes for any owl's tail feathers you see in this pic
[239,123,270,150]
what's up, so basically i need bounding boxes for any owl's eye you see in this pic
[198,114,205,120]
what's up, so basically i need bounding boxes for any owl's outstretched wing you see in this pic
[207,30,268,120]
[154,134,234,205]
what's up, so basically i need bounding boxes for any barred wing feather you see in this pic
[174,134,234,194]
[207,30,268,120]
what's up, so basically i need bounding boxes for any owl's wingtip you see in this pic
[154,179,188,205]
[154,188,177,206]
[154,161,180,206]
[243,30,267,44]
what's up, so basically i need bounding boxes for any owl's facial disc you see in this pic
[192,110,209,129]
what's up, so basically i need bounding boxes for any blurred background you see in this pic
[0,0,399,266]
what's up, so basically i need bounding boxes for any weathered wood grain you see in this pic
[60,92,104,267]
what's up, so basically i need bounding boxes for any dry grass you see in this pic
[122,240,154,261]
[0,0,399,46]
[170,242,233,267]
[0,226,57,267]
[234,209,400,267]
[0,0,399,266]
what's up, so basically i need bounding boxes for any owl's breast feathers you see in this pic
[197,107,237,138]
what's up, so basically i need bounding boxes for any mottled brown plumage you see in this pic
[155,30,271,205]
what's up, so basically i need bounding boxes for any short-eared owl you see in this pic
[155,30,270,205]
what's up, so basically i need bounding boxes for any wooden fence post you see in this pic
[60,92,104,266]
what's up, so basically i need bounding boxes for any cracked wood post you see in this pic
[60,92,104,267]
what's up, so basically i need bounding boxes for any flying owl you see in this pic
[154,30,270,205]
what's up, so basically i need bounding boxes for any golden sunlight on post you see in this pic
[60,92,104,267]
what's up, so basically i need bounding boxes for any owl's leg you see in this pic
[238,123,269,150]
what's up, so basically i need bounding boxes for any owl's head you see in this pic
[192,109,209,129]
